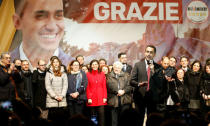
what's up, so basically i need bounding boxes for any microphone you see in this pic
[147,60,153,65]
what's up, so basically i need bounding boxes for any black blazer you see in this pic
[130,59,160,100]
[122,64,132,74]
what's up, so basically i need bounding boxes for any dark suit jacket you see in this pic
[122,64,132,74]
[10,46,73,67]
[130,59,160,102]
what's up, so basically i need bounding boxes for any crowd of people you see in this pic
[2,0,208,126]
[0,45,210,126]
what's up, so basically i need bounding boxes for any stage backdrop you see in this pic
[3,0,210,66]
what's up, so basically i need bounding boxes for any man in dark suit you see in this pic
[118,52,132,74]
[11,0,73,70]
[0,53,16,101]
[149,56,175,113]
[130,45,160,126]
[180,55,190,72]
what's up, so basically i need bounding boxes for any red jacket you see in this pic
[86,70,107,106]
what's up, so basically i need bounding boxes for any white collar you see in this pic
[145,59,154,70]
[145,59,149,69]
[19,42,59,70]
[182,67,188,72]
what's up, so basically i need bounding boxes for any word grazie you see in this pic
[88,0,182,23]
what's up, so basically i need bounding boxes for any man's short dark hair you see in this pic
[169,56,177,62]
[118,52,126,59]
[14,0,28,17]
[99,58,107,64]
[13,58,21,63]
[37,60,44,65]
[180,55,189,62]
[0,52,10,59]
[145,45,156,54]
[21,60,29,64]
[76,55,84,60]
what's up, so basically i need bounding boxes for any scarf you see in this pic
[71,71,82,91]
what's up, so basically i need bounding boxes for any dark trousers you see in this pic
[48,107,69,126]
[105,106,112,126]
[134,93,155,126]
[68,100,85,117]
[90,106,105,126]
[111,104,130,126]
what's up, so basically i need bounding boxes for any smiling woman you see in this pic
[86,59,107,126]
[66,60,88,117]
[45,56,68,120]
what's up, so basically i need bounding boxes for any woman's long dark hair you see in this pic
[204,62,210,74]
[89,59,101,73]
[175,68,185,81]
[191,60,202,72]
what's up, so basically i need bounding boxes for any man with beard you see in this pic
[0,53,16,101]
[118,52,132,74]
[130,45,160,126]
[32,60,47,118]
[150,56,176,112]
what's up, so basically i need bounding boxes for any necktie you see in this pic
[147,67,151,91]
[123,65,126,72]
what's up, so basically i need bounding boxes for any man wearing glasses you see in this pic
[32,60,48,118]
[0,53,16,101]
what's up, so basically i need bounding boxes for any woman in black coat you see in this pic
[200,61,210,113]
[66,60,88,117]
[174,69,190,110]
[185,60,202,111]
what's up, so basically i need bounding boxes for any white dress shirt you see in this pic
[19,42,59,71]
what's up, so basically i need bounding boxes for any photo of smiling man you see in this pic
[11,0,73,69]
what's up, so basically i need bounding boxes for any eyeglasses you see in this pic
[193,64,200,67]
[4,57,11,59]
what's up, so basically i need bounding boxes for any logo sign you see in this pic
[187,0,209,23]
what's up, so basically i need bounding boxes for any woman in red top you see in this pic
[86,59,107,126]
